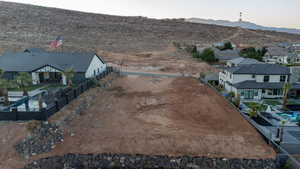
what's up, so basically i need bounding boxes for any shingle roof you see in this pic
[0,50,104,72]
[226,64,290,75]
[228,57,262,65]
[233,80,285,89]
[213,48,240,61]
[266,47,290,56]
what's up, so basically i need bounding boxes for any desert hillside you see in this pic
[1,1,300,54]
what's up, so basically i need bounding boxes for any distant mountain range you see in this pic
[186,18,300,35]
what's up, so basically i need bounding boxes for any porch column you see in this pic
[31,72,40,85]
[62,74,67,85]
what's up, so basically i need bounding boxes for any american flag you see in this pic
[50,36,63,48]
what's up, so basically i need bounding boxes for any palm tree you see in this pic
[15,72,32,96]
[63,68,75,87]
[282,83,292,110]
[0,68,4,77]
[0,79,12,106]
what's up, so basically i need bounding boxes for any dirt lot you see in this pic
[0,76,276,169]
[99,45,217,77]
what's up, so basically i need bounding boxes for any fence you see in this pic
[203,79,300,169]
[0,67,114,121]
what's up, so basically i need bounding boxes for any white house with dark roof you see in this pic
[0,48,107,85]
[219,64,290,100]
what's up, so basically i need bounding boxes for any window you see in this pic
[263,76,270,82]
[262,89,265,94]
[94,70,96,76]
[252,74,256,78]
[280,76,286,82]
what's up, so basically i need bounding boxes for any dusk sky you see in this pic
[4,0,300,29]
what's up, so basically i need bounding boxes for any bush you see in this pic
[218,42,233,51]
[26,120,42,133]
[240,47,265,61]
[234,94,241,108]
[297,119,300,126]
[199,48,217,63]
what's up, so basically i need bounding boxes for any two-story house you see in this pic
[219,64,290,100]
[263,46,291,64]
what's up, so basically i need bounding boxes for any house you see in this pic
[263,46,291,64]
[219,64,290,100]
[226,57,262,67]
[211,48,240,62]
[0,48,107,85]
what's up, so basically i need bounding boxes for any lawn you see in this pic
[244,102,267,111]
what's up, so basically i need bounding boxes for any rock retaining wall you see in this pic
[23,153,276,169]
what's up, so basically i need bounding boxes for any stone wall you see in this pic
[23,153,276,169]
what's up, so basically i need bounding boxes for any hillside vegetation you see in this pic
[1,1,300,54]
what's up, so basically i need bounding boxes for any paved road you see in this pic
[121,71,191,78]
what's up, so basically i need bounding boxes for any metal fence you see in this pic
[0,67,114,121]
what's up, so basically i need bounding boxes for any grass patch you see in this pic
[263,99,281,106]
[244,102,267,111]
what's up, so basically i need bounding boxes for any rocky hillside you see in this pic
[1,1,300,53]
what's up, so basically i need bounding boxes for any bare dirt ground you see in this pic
[99,45,217,77]
[0,76,276,169]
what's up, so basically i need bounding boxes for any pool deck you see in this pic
[266,126,300,154]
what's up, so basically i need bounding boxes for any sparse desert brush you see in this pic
[26,120,42,133]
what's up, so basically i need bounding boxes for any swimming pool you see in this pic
[277,112,300,122]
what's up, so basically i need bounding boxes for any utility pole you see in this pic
[239,12,243,22]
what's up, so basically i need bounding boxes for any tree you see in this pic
[63,68,75,87]
[240,47,265,61]
[0,68,4,77]
[234,94,241,108]
[249,105,259,118]
[282,83,292,110]
[15,72,32,96]
[221,42,233,50]
[199,48,217,63]
[0,79,11,106]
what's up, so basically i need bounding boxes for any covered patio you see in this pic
[32,65,67,85]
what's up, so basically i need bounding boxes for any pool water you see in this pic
[277,112,300,122]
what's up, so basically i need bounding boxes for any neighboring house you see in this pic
[212,48,240,62]
[263,46,291,64]
[226,57,262,67]
[219,64,290,100]
[0,48,107,85]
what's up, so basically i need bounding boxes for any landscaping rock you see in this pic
[15,123,64,158]
[22,153,277,169]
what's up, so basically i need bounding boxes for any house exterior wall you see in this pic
[85,55,106,78]
[219,69,288,100]
[290,66,300,84]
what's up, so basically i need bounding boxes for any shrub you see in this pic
[199,48,217,63]
[234,94,241,108]
[297,119,300,126]
[26,120,42,133]
[218,42,233,51]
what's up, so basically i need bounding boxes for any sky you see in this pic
[4,0,300,29]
